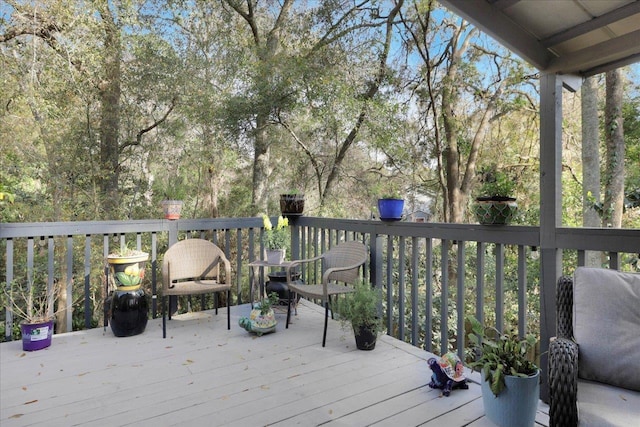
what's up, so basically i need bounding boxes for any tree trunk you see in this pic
[252,115,271,214]
[98,4,122,218]
[581,76,603,267]
[603,69,625,228]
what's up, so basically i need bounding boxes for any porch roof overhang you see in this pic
[438,0,640,77]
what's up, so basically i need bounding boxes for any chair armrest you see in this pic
[549,337,579,427]
[287,255,323,269]
[556,275,574,339]
[321,261,364,285]
[220,255,232,285]
[285,255,323,280]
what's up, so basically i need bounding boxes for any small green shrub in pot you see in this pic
[336,282,383,350]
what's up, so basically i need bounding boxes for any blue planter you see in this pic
[481,369,540,427]
[378,198,404,221]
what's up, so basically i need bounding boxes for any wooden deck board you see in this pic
[1,300,548,427]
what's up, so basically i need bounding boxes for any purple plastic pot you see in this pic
[21,319,53,351]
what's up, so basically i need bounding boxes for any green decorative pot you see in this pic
[473,198,517,225]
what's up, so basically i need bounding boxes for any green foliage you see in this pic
[467,316,538,397]
[262,215,289,249]
[475,164,516,198]
[336,282,383,334]
[256,292,279,315]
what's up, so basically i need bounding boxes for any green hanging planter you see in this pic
[473,198,517,225]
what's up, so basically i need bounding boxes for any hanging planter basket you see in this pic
[473,198,517,225]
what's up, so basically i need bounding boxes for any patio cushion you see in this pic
[576,379,640,426]
[573,267,640,391]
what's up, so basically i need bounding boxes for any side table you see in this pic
[248,260,298,308]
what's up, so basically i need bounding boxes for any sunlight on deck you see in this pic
[1,300,548,426]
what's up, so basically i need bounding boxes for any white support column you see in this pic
[539,73,565,402]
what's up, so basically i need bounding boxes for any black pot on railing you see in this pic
[279,193,304,221]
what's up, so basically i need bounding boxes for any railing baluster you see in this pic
[27,237,34,288]
[518,245,527,338]
[47,236,54,320]
[236,228,242,305]
[90,235,96,330]
[457,241,465,361]
[609,252,620,269]
[496,243,504,332]
[476,242,485,327]
[5,238,14,341]
[386,235,394,335]
[424,238,433,352]
[66,236,73,331]
[151,232,158,318]
[441,239,449,355]
[411,236,419,346]
[398,236,406,342]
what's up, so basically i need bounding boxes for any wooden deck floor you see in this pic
[1,300,549,426]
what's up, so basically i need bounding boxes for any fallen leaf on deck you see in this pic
[9,414,23,419]
[24,400,38,405]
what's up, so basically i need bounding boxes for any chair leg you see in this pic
[215,293,219,315]
[162,296,167,339]
[322,301,329,347]
[226,290,231,330]
[286,290,292,329]
[329,295,335,319]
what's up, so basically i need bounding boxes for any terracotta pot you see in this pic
[161,200,183,220]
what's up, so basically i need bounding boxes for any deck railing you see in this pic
[2,217,639,364]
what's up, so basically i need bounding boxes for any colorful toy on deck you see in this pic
[428,352,469,396]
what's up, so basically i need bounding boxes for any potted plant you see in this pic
[239,292,279,336]
[262,214,289,264]
[106,247,150,337]
[279,191,304,219]
[336,282,383,350]
[4,281,63,351]
[472,164,517,225]
[161,199,183,220]
[467,316,540,427]
[377,193,405,221]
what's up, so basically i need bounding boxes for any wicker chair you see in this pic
[161,239,232,338]
[285,241,368,347]
[548,268,640,426]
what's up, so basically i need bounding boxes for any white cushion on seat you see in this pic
[577,379,640,426]
[573,267,640,391]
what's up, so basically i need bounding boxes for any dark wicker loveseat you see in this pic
[548,267,640,426]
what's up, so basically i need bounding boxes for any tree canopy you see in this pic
[1,0,638,229]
